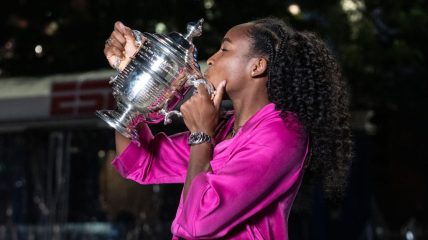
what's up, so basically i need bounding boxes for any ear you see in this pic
[250,57,268,78]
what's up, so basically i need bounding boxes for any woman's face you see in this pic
[204,23,254,94]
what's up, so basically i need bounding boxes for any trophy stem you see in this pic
[96,104,140,139]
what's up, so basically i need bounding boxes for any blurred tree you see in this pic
[0,0,427,109]
[1,1,428,238]
[336,0,428,110]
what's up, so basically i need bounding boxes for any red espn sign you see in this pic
[50,80,115,116]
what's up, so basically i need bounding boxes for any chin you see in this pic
[205,77,216,88]
[213,80,223,89]
[205,75,224,90]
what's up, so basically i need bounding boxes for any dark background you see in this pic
[0,0,427,239]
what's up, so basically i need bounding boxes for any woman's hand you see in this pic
[181,80,226,202]
[180,80,226,137]
[104,21,144,71]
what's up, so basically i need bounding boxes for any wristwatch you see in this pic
[188,132,215,146]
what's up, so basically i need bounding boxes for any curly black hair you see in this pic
[248,18,353,200]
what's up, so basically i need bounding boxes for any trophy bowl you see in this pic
[96,19,213,140]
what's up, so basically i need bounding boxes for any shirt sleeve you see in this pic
[112,123,191,184]
[173,124,308,238]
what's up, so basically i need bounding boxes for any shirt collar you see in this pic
[232,103,278,135]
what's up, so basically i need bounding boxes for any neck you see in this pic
[230,88,270,129]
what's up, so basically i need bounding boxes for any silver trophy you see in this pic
[96,19,213,140]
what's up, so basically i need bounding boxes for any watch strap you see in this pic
[188,132,215,146]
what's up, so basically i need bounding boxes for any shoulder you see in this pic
[248,110,306,148]
[227,110,308,173]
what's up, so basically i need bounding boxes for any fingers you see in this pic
[105,47,123,59]
[108,37,124,52]
[194,81,226,111]
[105,22,129,53]
[112,30,126,46]
[124,35,140,58]
[196,83,210,99]
[114,21,134,39]
[105,21,133,51]
[213,80,226,110]
[105,21,142,71]
[104,45,124,69]
[104,23,127,69]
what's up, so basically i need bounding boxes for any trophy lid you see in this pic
[152,19,204,57]
[184,19,204,42]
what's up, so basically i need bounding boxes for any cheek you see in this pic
[226,61,248,83]
[208,57,247,89]
[207,63,228,85]
[216,59,239,79]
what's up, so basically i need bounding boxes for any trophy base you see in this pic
[96,110,133,139]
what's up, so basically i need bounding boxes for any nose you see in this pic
[206,57,213,66]
[206,52,217,66]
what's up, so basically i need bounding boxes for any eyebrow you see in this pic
[222,37,232,44]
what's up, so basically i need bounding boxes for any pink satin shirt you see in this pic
[112,103,309,239]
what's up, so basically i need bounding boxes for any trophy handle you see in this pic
[160,75,214,125]
[186,75,214,95]
[161,109,182,125]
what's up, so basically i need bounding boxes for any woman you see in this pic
[104,18,352,239]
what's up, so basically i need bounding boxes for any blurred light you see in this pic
[406,231,415,240]
[206,11,215,20]
[204,0,214,9]
[4,40,15,59]
[288,4,301,16]
[34,196,49,215]
[8,15,28,29]
[6,207,12,216]
[341,0,358,11]
[5,41,14,50]
[375,226,383,236]
[203,23,212,31]
[98,150,106,158]
[78,223,113,234]
[53,225,60,234]
[15,180,24,188]
[155,22,167,34]
[341,0,365,22]
[153,185,160,193]
[35,45,43,57]
[70,146,79,153]
[204,0,215,19]
[140,211,147,220]
[143,224,150,232]
[45,21,59,36]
